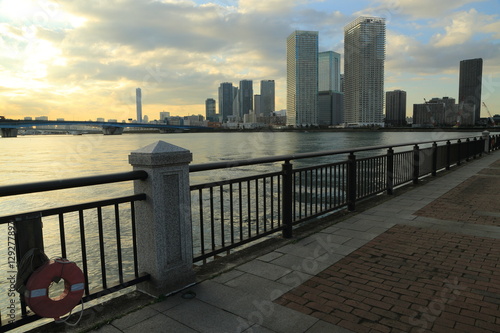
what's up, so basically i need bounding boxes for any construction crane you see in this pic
[482,102,496,126]
[423,98,436,126]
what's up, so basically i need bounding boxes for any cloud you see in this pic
[365,0,486,20]
[431,9,497,47]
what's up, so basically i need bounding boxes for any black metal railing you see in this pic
[0,171,149,331]
[189,135,489,263]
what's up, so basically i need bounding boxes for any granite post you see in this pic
[482,130,490,153]
[129,141,194,296]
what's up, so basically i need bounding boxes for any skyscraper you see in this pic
[318,51,343,126]
[136,88,142,123]
[239,80,253,117]
[319,51,341,92]
[385,90,407,127]
[254,94,261,115]
[459,58,483,123]
[218,82,234,122]
[260,80,275,117]
[205,98,216,122]
[287,30,318,127]
[344,17,386,126]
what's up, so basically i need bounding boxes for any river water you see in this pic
[0,130,484,324]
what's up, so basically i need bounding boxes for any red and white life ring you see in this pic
[24,259,85,320]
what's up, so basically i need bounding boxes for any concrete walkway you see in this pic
[93,152,500,333]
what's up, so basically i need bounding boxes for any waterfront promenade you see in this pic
[43,151,500,333]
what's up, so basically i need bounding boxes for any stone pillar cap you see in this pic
[129,140,192,166]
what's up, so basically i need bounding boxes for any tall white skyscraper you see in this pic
[344,17,385,126]
[136,88,142,123]
[319,51,341,92]
[286,30,318,127]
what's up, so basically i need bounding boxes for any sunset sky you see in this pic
[1,0,499,121]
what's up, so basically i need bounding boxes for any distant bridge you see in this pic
[0,120,209,137]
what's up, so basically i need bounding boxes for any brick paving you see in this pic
[275,224,500,333]
[414,164,500,226]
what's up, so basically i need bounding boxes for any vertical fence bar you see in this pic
[229,183,234,245]
[386,148,394,195]
[456,139,462,166]
[247,180,251,238]
[446,140,451,170]
[58,213,67,258]
[198,189,205,261]
[432,142,438,176]
[210,187,215,252]
[465,138,470,161]
[114,204,124,284]
[238,183,243,241]
[97,207,107,289]
[282,160,293,238]
[473,137,477,159]
[255,179,259,235]
[263,179,267,233]
[219,185,225,251]
[130,201,139,278]
[270,177,274,229]
[347,153,356,211]
[413,145,420,184]
[78,210,90,295]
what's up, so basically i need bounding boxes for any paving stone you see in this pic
[93,324,123,333]
[242,324,276,332]
[149,293,187,313]
[111,306,158,330]
[257,251,283,262]
[212,268,246,283]
[225,272,292,300]
[123,313,197,333]
[237,260,292,281]
[165,298,249,333]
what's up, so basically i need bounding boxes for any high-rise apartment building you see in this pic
[205,98,216,122]
[318,51,343,126]
[239,80,253,118]
[286,30,318,126]
[254,95,261,115]
[218,82,234,122]
[385,90,407,127]
[319,51,341,92]
[260,80,275,117]
[136,88,142,123]
[344,17,385,126]
[459,58,482,123]
[159,111,170,123]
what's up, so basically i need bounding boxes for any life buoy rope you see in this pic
[24,258,85,321]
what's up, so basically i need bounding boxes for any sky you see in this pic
[0,0,499,121]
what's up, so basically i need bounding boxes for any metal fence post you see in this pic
[413,144,420,184]
[456,139,462,166]
[465,138,470,161]
[347,153,356,211]
[386,148,394,195]
[282,160,293,239]
[129,141,195,296]
[431,142,438,176]
[446,140,451,170]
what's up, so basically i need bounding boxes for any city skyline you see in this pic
[0,1,499,121]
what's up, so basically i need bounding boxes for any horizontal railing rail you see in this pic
[190,135,491,262]
[189,137,480,172]
[0,170,148,197]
